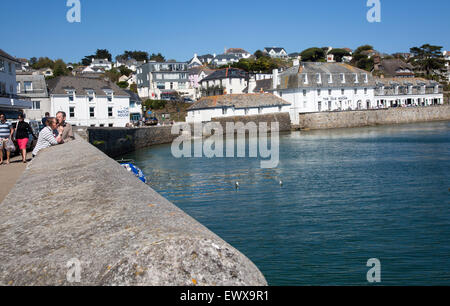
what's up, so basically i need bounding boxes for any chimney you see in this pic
[248,76,257,93]
[272,69,279,90]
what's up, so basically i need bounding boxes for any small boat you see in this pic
[117,159,147,183]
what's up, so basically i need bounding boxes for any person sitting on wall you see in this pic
[32,117,64,157]
[56,111,75,142]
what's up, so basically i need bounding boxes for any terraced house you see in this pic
[200,68,248,97]
[136,61,194,100]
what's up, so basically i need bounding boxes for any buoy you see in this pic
[279,180,283,187]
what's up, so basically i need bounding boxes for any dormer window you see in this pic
[364,74,368,83]
[316,73,322,84]
[395,86,399,95]
[304,74,308,85]
[103,89,113,101]
[434,85,439,94]
[340,73,345,84]
[421,85,426,94]
[328,74,333,83]
[65,89,75,102]
[408,85,413,94]
[86,89,95,102]
[354,73,359,83]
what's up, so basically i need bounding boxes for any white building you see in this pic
[16,72,50,120]
[48,76,131,127]
[136,61,195,99]
[200,68,248,97]
[374,78,444,108]
[263,47,288,59]
[212,54,240,67]
[444,51,450,81]
[90,58,112,70]
[0,49,32,117]
[273,62,377,125]
[186,93,291,123]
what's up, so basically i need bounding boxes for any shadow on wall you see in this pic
[88,126,182,158]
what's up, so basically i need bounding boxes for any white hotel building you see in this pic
[272,62,443,125]
[48,76,131,127]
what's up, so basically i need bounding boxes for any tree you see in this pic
[119,65,133,77]
[129,83,137,93]
[300,48,326,62]
[104,68,121,83]
[116,81,129,89]
[31,57,55,70]
[409,44,446,80]
[95,49,112,61]
[351,45,375,72]
[254,50,264,59]
[29,57,37,66]
[150,53,165,62]
[53,59,69,77]
[82,55,94,66]
[116,50,149,62]
[328,48,351,62]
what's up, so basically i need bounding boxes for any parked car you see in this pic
[144,117,158,126]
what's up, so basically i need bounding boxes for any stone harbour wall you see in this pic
[298,105,450,130]
[88,125,181,157]
[212,112,292,132]
[0,136,267,286]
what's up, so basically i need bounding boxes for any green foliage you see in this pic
[149,53,165,62]
[53,59,70,77]
[116,50,149,62]
[328,48,351,62]
[129,83,137,93]
[351,45,375,71]
[116,81,129,89]
[31,57,55,70]
[143,99,167,110]
[300,48,326,62]
[104,68,121,83]
[225,56,289,73]
[254,50,264,59]
[118,65,133,77]
[409,44,446,80]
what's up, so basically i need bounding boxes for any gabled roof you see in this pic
[188,93,290,111]
[214,54,240,61]
[264,47,286,53]
[0,49,21,63]
[47,76,130,96]
[202,68,248,81]
[188,66,215,76]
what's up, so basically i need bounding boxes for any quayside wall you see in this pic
[0,136,267,286]
[298,105,450,130]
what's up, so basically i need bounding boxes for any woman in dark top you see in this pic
[15,114,35,163]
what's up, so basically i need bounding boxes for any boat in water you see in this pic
[117,159,147,183]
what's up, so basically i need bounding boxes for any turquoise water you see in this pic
[122,122,450,285]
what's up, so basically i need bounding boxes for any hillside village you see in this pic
[1,44,449,127]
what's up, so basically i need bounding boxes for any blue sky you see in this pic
[2,0,449,63]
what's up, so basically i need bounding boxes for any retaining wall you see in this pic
[212,112,291,132]
[0,136,267,286]
[298,105,450,130]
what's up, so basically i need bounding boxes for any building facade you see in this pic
[16,72,50,120]
[374,78,444,108]
[186,93,290,123]
[273,62,377,124]
[48,76,131,127]
[136,61,194,99]
[0,49,32,118]
[264,47,288,59]
[200,68,248,97]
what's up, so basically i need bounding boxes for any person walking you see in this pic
[32,117,64,157]
[14,114,36,163]
[0,113,14,165]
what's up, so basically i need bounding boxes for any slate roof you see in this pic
[16,74,49,97]
[188,93,290,111]
[374,77,441,96]
[252,79,273,93]
[277,62,376,89]
[264,47,286,53]
[376,59,415,77]
[214,54,240,61]
[123,89,141,102]
[225,48,250,55]
[202,68,248,81]
[188,66,215,76]
[47,76,130,97]
[0,49,21,63]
